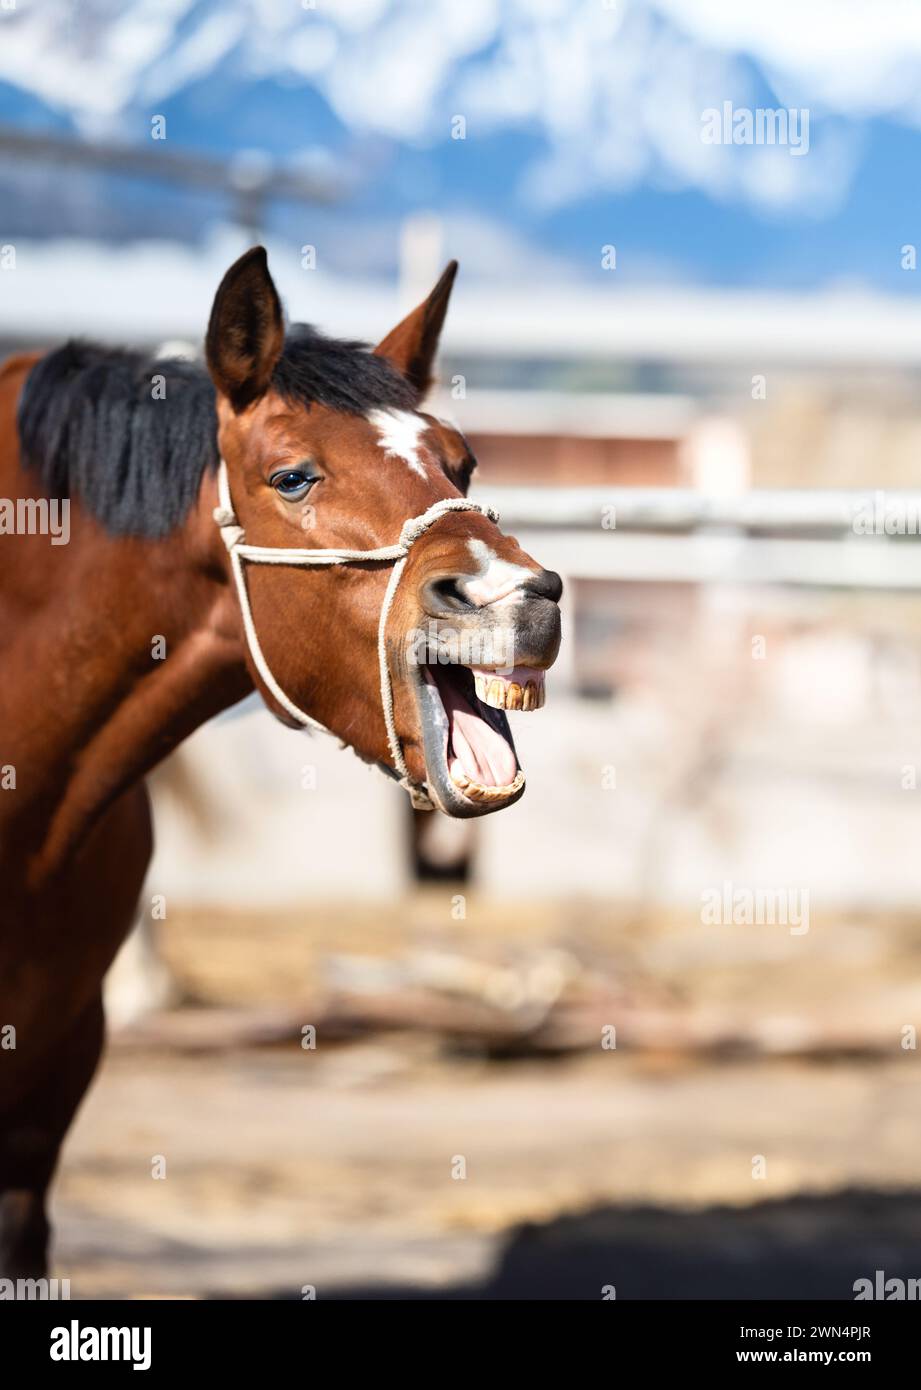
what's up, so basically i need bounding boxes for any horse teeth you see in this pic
[470,667,547,711]
[487,678,505,709]
[449,768,526,802]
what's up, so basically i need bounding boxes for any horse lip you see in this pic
[409,663,525,819]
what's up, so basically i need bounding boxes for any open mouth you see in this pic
[412,662,546,817]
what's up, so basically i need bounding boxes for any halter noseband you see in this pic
[213,459,500,811]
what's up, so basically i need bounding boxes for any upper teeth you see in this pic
[472,668,545,712]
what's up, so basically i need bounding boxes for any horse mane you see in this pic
[17,328,418,538]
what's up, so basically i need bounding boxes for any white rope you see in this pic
[213,460,499,810]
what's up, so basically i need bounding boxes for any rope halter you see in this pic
[213,459,500,811]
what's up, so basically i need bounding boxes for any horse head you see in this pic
[207,247,562,817]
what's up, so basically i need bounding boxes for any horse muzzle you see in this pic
[404,578,563,818]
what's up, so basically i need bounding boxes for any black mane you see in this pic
[17,328,418,538]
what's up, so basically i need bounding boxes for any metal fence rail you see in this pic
[471,486,921,589]
[473,485,921,536]
[0,125,340,239]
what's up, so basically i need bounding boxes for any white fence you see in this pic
[475,486,921,590]
[476,485,921,533]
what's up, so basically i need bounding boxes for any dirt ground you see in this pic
[51,898,921,1299]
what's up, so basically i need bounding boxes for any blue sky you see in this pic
[0,0,920,293]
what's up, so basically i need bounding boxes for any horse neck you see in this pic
[0,455,250,886]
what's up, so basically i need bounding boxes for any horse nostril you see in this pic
[424,566,563,615]
[423,575,476,615]
[525,568,563,604]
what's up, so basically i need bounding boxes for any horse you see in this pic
[0,246,562,1279]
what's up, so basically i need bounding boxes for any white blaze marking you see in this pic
[368,408,429,478]
[465,539,535,606]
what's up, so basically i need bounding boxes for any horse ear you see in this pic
[206,246,285,412]
[374,260,458,398]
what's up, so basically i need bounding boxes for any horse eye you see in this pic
[270,469,317,502]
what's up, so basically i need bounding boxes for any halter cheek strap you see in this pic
[213,459,500,811]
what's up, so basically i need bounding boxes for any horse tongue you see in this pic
[445,688,518,788]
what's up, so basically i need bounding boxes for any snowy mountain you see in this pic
[0,0,920,291]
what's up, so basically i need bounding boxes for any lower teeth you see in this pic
[449,768,526,802]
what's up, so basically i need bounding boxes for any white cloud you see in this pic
[655,0,921,114]
[0,0,917,216]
